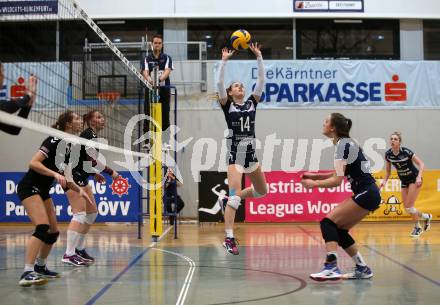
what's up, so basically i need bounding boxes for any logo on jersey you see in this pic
[110,176,131,197]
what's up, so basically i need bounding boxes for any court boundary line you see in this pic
[152,248,196,305]
[85,226,173,305]
[297,225,440,287]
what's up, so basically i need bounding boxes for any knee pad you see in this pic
[320,218,339,243]
[32,224,50,243]
[85,212,98,225]
[337,228,355,249]
[226,195,241,210]
[251,185,266,198]
[72,211,87,224]
[406,207,417,215]
[46,231,59,245]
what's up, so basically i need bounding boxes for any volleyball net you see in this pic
[0,0,171,239]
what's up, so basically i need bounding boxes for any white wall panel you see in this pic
[76,0,440,19]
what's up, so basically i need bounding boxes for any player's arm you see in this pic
[380,160,391,188]
[250,42,265,103]
[217,48,235,106]
[412,154,424,186]
[159,55,173,82]
[141,58,153,84]
[29,151,67,188]
[301,161,345,188]
[302,171,335,180]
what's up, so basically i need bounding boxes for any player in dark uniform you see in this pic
[62,110,119,266]
[216,43,267,255]
[141,34,174,148]
[381,131,431,237]
[301,113,381,281]
[16,110,93,286]
[0,62,37,135]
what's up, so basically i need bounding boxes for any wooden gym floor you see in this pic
[0,222,439,305]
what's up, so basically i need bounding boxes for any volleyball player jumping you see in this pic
[216,43,268,255]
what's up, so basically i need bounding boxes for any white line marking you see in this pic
[152,248,196,305]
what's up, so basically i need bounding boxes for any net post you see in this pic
[149,65,163,241]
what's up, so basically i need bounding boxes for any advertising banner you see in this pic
[0,1,58,15]
[0,171,140,222]
[198,171,245,222]
[214,60,440,107]
[245,171,351,222]
[366,170,440,221]
[244,170,440,222]
[294,0,364,12]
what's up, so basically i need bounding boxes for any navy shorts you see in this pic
[17,182,51,202]
[73,171,89,187]
[352,183,381,211]
[401,177,420,188]
[228,151,258,169]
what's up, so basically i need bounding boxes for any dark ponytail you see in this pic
[330,113,352,138]
[52,110,74,131]
[83,109,100,128]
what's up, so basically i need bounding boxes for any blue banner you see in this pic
[0,171,140,222]
[0,1,58,15]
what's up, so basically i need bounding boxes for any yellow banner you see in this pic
[364,170,440,221]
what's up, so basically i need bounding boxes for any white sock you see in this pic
[76,233,86,251]
[225,229,234,238]
[415,221,421,228]
[352,252,367,267]
[66,230,80,256]
[36,257,46,267]
[24,264,34,272]
[421,213,430,220]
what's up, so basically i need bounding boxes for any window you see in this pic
[296,19,399,60]
[423,20,440,60]
[59,19,162,61]
[188,19,294,60]
[0,22,56,62]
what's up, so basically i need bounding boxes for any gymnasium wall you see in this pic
[76,0,440,19]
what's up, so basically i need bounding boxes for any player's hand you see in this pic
[301,172,317,180]
[415,176,423,188]
[379,180,387,189]
[221,47,235,61]
[249,42,262,58]
[54,173,67,189]
[94,173,106,184]
[301,178,317,189]
[111,170,120,180]
[79,189,93,206]
[26,75,38,106]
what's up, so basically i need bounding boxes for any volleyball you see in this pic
[230,29,251,50]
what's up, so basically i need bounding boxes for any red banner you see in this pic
[245,171,352,222]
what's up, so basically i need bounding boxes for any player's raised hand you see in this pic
[249,42,262,58]
[222,47,235,61]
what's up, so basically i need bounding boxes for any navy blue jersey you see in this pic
[142,52,174,87]
[20,136,71,190]
[385,147,419,181]
[72,127,98,183]
[334,138,376,193]
[221,95,258,153]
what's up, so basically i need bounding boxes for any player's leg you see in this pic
[19,194,50,286]
[240,164,267,200]
[223,164,243,255]
[75,185,98,263]
[34,197,60,278]
[62,190,89,266]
